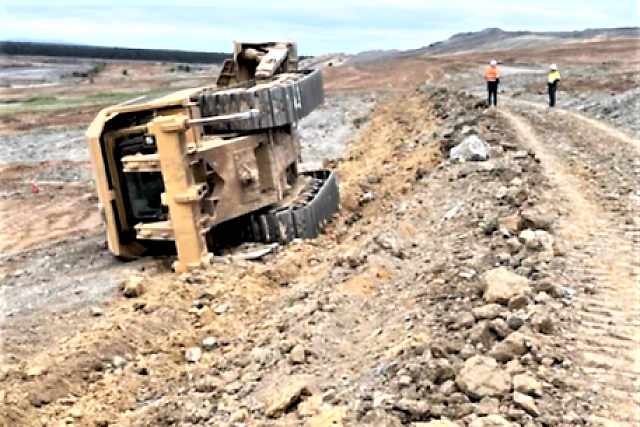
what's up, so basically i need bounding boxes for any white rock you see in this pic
[113,356,127,368]
[185,347,202,363]
[519,229,537,248]
[496,186,509,199]
[510,178,523,187]
[214,304,229,315]
[202,337,218,351]
[450,135,490,161]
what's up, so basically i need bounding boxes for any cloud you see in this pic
[1,1,637,54]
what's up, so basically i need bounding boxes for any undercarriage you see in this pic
[86,42,340,272]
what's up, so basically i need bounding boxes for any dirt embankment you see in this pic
[3,84,637,427]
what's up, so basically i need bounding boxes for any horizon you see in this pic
[1,1,638,55]
[3,25,639,57]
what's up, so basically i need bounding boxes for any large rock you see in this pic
[450,135,490,161]
[456,356,512,399]
[489,332,528,362]
[482,268,531,304]
[469,415,514,427]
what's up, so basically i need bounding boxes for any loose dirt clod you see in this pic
[469,415,514,427]
[122,275,144,297]
[513,374,543,396]
[482,267,531,304]
[513,391,540,416]
[456,355,512,399]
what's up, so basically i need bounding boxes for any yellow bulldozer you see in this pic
[86,41,339,273]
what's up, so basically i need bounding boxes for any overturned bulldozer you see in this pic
[86,42,339,272]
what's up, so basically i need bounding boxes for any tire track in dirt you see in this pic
[498,107,640,426]
[505,97,640,148]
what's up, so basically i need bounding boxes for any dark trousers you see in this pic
[487,81,498,106]
[548,83,557,107]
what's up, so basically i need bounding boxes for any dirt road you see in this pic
[498,100,640,425]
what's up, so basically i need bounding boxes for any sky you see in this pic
[0,1,638,55]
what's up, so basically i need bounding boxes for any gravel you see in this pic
[0,129,87,164]
[298,93,380,168]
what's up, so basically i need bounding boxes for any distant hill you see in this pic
[0,40,231,64]
[347,27,640,65]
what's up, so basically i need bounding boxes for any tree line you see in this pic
[0,41,231,64]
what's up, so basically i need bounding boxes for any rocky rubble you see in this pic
[560,87,640,135]
[336,87,584,426]
[297,93,382,169]
[166,88,581,426]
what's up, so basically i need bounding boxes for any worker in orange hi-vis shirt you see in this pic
[484,60,501,107]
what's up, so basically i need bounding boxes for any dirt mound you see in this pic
[0,87,447,426]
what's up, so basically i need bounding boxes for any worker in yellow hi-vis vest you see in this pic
[547,64,561,107]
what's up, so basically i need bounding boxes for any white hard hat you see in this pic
[490,60,497,66]
[550,63,557,70]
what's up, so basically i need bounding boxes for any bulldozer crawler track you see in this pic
[236,170,339,245]
[197,69,324,132]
